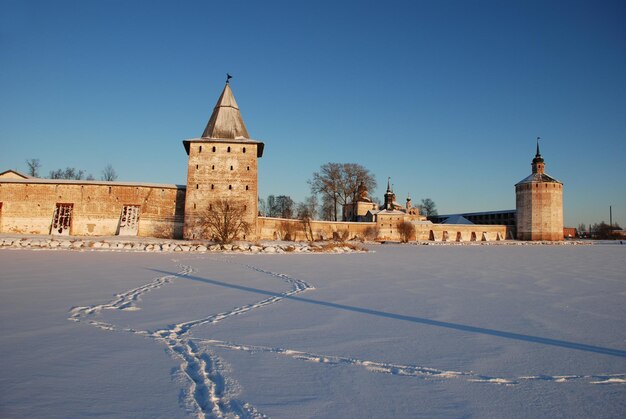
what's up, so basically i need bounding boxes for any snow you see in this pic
[1,245,625,418]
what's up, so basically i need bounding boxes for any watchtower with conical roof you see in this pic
[182,80,264,240]
[515,139,563,240]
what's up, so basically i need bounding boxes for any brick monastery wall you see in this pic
[516,182,563,241]
[0,179,185,238]
[258,217,509,242]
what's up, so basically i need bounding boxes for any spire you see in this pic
[532,137,545,174]
[535,136,541,158]
[202,82,250,139]
[386,177,392,193]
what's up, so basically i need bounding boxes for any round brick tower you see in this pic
[515,140,563,241]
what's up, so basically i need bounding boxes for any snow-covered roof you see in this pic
[515,172,562,185]
[442,215,474,225]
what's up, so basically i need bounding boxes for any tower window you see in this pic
[244,205,247,211]
[212,146,216,152]
[199,146,202,153]
[228,185,232,190]
[212,165,215,170]
[230,165,233,170]
[243,147,246,153]
[196,164,199,170]
[247,166,250,171]
[209,204,212,210]
[246,185,249,190]
[196,184,199,189]
[193,203,196,209]
[227,146,231,153]
[211,184,214,189]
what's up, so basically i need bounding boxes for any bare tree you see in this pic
[101,164,118,181]
[258,197,267,216]
[268,195,294,218]
[49,167,88,180]
[363,226,380,241]
[418,198,438,216]
[309,162,376,221]
[397,221,416,243]
[309,163,342,221]
[340,163,377,212]
[25,158,41,177]
[297,196,318,240]
[199,200,250,243]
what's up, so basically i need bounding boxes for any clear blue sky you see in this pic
[1,0,625,228]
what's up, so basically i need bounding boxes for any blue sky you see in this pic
[1,0,625,227]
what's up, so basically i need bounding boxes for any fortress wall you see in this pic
[258,217,376,241]
[258,217,509,242]
[0,180,185,238]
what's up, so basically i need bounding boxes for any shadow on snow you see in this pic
[148,269,626,359]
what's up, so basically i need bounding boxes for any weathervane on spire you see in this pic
[226,73,232,84]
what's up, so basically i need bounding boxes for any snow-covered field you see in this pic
[1,245,625,418]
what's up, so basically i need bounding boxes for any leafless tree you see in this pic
[258,197,267,216]
[418,198,438,216]
[267,195,294,218]
[363,226,380,241]
[309,162,376,221]
[199,200,250,243]
[49,167,88,180]
[101,164,118,181]
[297,196,318,240]
[397,221,416,243]
[25,158,41,177]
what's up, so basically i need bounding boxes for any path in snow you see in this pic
[68,255,626,418]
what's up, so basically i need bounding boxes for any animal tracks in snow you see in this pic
[68,256,626,418]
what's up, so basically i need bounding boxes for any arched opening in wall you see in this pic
[193,203,196,209]
[227,146,231,153]
[245,185,249,190]
[228,185,232,190]
[243,147,246,153]
[211,184,214,189]
[470,232,477,241]
[429,230,435,241]
[442,231,448,242]
[456,231,462,242]
[230,166,233,170]
[212,165,215,170]
[481,232,487,241]
[212,146,216,152]
[196,184,199,189]
[196,164,199,170]
[199,146,202,153]
[247,166,250,171]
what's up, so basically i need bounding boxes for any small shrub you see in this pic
[397,221,416,243]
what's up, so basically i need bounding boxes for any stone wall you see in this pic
[0,179,185,238]
[258,217,510,242]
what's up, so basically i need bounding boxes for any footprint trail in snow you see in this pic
[68,256,626,418]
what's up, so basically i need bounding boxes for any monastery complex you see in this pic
[0,81,564,242]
